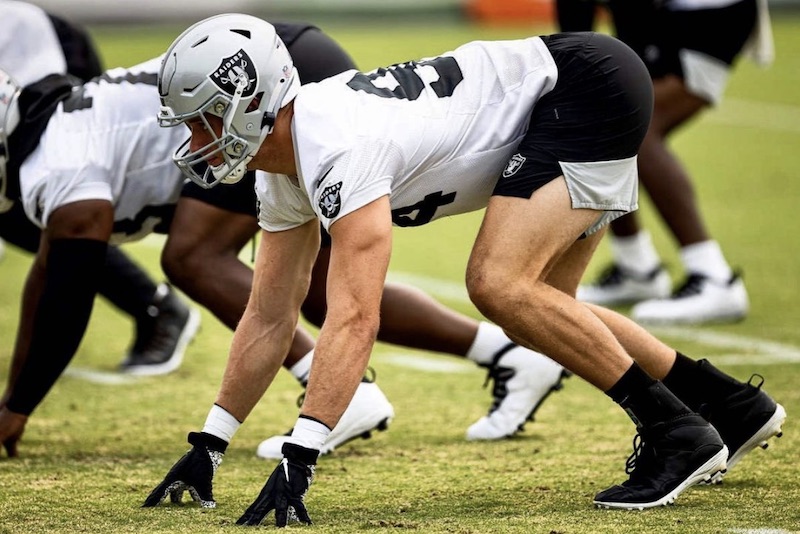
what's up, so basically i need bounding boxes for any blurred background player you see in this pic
[0,0,199,375]
[557,0,771,325]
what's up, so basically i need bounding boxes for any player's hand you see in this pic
[236,442,318,527]
[142,431,228,509]
[0,407,27,458]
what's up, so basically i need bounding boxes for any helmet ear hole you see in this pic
[246,92,264,113]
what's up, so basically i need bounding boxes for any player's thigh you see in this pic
[166,179,259,260]
[472,177,603,285]
[651,75,708,134]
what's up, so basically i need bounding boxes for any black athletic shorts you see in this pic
[493,31,653,199]
[611,0,757,79]
[47,14,103,82]
[179,23,357,247]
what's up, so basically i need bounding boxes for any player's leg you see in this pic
[584,1,755,322]
[302,242,569,442]
[469,33,728,509]
[0,200,197,375]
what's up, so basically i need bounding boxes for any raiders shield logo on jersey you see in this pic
[210,49,257,97]
[502,154,526,178]
[319,181,343,219]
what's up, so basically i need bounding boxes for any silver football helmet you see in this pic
[0,68,21,212]
[157,13,300,188]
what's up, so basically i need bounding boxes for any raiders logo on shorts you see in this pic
[503,154,526,178]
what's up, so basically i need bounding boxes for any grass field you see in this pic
[1,12,800,534]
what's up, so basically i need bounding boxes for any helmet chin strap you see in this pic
[218,153,253,185]
[0,153,13,213]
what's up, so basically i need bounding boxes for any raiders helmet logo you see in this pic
[502,154,526,178]
[210,49,257,97]
[318,181,343,219]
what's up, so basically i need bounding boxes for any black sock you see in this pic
[662,353,744,411]
[606,362,690,428]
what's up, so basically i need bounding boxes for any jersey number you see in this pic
[391,191,456,227]
[63,71,159,113]
[347,56,463,101]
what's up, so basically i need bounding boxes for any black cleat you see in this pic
[119,283,201,376]
[694,364,786,483]
[594,414,728,510]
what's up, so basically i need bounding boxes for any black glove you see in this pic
[142,431,228,509]
[236,442,319,527]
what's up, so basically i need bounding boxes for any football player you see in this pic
[145,15,784,524]
[0,0,199,377]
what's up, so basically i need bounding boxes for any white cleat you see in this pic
[632,272,748,325]
[577,264,671,306]
[466,344,569,441]
[257,380,394,460]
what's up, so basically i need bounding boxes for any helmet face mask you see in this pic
[0,69,22,212]
[161,94,251,188]
[157,14,300,188]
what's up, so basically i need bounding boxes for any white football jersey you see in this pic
[19,56,190,244]
[256,37,557,233]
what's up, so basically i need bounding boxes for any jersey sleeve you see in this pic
[255,171,318,232]
[309,138,402,232]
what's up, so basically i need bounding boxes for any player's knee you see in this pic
[161,238,199,290]
[466,264,508,321]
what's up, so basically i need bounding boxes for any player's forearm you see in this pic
[301,315,379,429]
[214,308,296,422]
[4,258,46,400]
[6,239,107,415]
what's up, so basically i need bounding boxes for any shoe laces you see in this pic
[594,264,625,287]
[624,429,660,481]
[481,343,517,414]
[671,273,707,299]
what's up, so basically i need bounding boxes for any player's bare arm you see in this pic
[301,196,393,429]
[214,220,321,422]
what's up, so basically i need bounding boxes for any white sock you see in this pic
[289,417,331,450]
[202,404,241,443]
[610,231,661,275]
[680,240,733,282]
[466,322,514,366]
[290,350,314,386]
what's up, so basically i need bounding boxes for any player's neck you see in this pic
[253,101,296,176]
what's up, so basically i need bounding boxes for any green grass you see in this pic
[2,14,800,534]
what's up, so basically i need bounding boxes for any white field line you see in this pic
[711,97,800,134]
[64,366,139,385]
[379,352,475,374]
[729,529,795,534]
